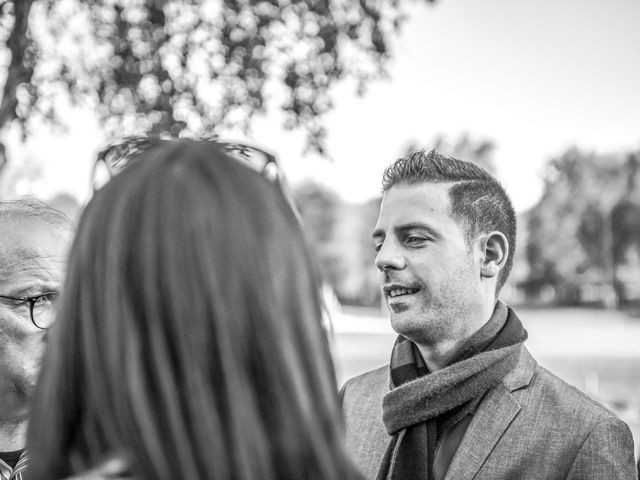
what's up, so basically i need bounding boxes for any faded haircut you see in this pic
[382,149,516,294]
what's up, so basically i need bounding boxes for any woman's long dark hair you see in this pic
[27,140,361,480]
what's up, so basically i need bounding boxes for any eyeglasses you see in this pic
[0,293,59,329]
[91,136,282,192]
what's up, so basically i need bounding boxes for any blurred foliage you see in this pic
[522,148,640,305]
[292,179,343,286]
[349,195,382,306]
[293,180,382,307]
[610,155,640,308]
[47,190,82,222]
[431,133,496,175]
[611,155,640,264]
[0,0,436,175]
[403,133,496,174]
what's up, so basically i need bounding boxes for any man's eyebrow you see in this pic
[395,223,441,239]
[9,281,60,296]
[372,223,441,241]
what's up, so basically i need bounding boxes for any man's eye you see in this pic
[374,243,383,252]
[7,299,28,308]
[32,293,58,306]
[406,236,427,245]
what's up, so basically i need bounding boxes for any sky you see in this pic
[3,0,640,212]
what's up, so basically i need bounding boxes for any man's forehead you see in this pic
[378,182,454,221]
[0,219,71,279]
[0,245,54,269]
[0,217,71,242]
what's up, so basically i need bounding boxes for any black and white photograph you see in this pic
[0,0,638,479]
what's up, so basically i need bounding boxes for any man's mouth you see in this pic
[384,285,420,298]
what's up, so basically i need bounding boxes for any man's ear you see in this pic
[479,231,509,279]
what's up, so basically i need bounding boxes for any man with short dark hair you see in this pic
[341,151,637,479]
[0,197,72,480]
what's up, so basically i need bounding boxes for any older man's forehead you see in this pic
[0,220,71,282]
[0,245,55,269]
[0,216,70,242]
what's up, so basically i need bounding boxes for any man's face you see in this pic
[373,183,483,345]
[0,219,70,409]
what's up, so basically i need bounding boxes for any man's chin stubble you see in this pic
[388,302,410,314]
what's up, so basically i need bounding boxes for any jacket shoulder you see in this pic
[505,346,625,427]
[340,365,388,397]
[493,363,638,478]
[528,363,626,425]
[340,366,391,479]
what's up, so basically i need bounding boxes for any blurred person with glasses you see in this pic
[0,197,73,480]
[26,139,362,480]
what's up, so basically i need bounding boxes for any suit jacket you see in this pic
[341,346,638,479]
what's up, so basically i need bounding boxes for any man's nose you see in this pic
[374,241,405,272]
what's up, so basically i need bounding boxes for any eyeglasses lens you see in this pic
[32,296,57,329]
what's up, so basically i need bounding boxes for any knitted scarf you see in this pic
[376,302,527,480]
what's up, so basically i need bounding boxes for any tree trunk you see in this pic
[0,0,36,176]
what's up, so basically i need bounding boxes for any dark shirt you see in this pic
[433,409,477,479]
[0,450,27,480]
[0,451,21,470]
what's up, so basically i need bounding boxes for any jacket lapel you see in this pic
[443,347,536,480]
[444,383,520,480]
